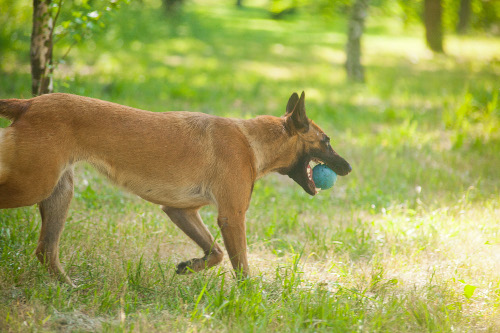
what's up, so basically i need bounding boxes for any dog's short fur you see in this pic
[0,92,351,285]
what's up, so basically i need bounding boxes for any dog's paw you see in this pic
[175,260,194,275]
[176,257,209,274]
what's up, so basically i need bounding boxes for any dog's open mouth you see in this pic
[285,153,351,197]
[305,158,323,195]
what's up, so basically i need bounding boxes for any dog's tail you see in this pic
[0,98,31,122]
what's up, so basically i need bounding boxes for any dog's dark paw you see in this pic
[175,260,193,274]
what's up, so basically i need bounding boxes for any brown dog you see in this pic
[0,92,351,285]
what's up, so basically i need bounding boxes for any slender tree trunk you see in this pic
[162,0,184,14]
[345,0,369,82]
[31,0,54,96]
[424,0,444,53]
[456,0,471,34]
[236,0,243,7]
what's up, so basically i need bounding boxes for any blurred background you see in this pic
[1,0,498,205]
[0,0,499,331]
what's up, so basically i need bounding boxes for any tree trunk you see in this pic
[162,0,184,14]
[424,0,444,53]
[345,0,369,82]
[31,0,54,96]
[456,0,471,34]
[236,0,243,7]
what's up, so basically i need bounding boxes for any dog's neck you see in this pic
[237,116,299,179]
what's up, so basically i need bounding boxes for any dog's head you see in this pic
[280,91,352,196]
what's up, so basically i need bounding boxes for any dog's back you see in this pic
[0,93,253,209]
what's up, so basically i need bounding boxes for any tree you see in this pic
[423,0,444,53]
[30,0,127,96]
[162,0,184,14]
[456,0,471,34]
[31,0,58,96]
[345,0,369,82]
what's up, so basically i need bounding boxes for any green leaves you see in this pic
[53,0,130,59]
[457,279,478,299]
[443,89,500,149]
[463,284,477,299]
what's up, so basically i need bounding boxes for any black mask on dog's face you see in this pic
[281,92,352,196]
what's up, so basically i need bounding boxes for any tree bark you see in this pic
[424,0,444,53]
[456,0,471,34]
[162,0,184,14]
[345,0,369,82]
[31,0,54,96]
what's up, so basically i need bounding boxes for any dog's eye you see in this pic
[320,135,331,149]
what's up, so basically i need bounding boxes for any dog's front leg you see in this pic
[212,165,254,279]
[217,209,249,279]
[162,206,224,274]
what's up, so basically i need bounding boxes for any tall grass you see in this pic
[1,0,499,331]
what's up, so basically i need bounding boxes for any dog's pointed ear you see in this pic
[286,92,300,115]
[285,91,309,133]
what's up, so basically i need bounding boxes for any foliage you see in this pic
[0,0,31,61]
[443,89,499,148]
[52,0,130,60]
[0,0,129,74]
[307,0,499,34]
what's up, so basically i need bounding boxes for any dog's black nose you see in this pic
[339,161,352,176]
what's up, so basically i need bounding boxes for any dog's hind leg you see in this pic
[161,206,224,274]
[35,167,75,286]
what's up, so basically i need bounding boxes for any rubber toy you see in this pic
[312,164,337,190]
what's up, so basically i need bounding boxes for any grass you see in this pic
[1,0,500,331]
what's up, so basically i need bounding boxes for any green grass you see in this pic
[1,0,500,331]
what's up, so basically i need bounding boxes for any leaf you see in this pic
[87,11,100,19]
[387,278,398,285]
[464,285,477,299]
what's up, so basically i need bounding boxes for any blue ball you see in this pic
[312,164,337,190]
